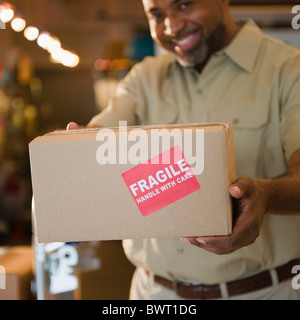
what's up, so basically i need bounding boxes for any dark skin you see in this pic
[142,0,300,254]
[68,0,300,255]
[142,0,240,72]
[182,149,300,254]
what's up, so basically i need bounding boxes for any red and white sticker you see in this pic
[122,146,200,217]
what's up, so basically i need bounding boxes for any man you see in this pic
[68,0,300,299]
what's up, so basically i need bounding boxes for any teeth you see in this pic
[175,35,193,46]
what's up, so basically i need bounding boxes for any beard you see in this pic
[175,20,227,70]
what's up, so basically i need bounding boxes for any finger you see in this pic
[181,237,206,245]
[229,176,255,199]
[182,235,229,248]
[229,185,243,199]
[195,235,233,249]
[66,122,79,130]
[181,236,236,255]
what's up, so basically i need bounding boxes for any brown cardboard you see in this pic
[0,246,34,300]
[29,123,236,243]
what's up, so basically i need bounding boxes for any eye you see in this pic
[147,11,164,22]
[178,1,192,10]
[153,13,163,21]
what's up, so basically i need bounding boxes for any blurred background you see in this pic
[0,0,299,300]
[0,0,154,246]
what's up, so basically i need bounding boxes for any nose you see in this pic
[164,15,185,37]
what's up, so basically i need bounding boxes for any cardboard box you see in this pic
[29,123,236,243]
[0,246,34,300]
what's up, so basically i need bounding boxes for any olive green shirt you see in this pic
[89,20,300,284]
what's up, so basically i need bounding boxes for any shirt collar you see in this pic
[165,55,177,77]
[223,19,264,73]
[165,19,264,77]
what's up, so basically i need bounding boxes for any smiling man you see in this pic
[69,0,300,300]
[143,0,239,70]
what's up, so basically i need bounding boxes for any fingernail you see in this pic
[196,238,206,245]
[67,122,77,130]
[181,237,191,244]
[66,123,73,130]
[231,186,241,196]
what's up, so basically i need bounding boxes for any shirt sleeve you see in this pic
[280,53,300,162]
[88,88,137,127]
[88,62,145,128]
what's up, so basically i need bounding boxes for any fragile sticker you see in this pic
[122,146,200,217]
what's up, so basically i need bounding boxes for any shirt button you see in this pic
[177,247,184,254]
[233,118,240,125]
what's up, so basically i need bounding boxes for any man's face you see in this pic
[143,0,229,70]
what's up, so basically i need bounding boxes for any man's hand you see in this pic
[181,176,266,255]
[181,149,300,255]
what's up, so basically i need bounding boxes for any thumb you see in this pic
[229,185,243,199]
[229,176,254,199]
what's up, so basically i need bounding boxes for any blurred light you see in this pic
[49,55,60,64]
[46,36,61,53]
[61,51,80,68]
[50,47,64,62]
[50,48,79,68]
[0,2,80,68]
[37,32,51,49]
[0,3,15,23]
[94,59,113,71]
[24,26,39,41]
[11,17,26,32]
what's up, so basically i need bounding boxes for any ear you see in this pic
[218,0,231,12]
